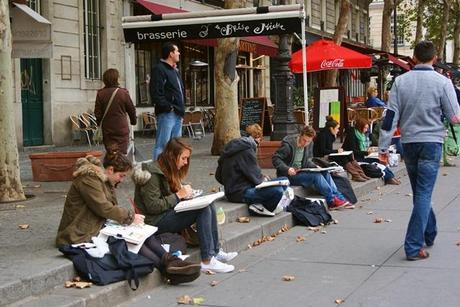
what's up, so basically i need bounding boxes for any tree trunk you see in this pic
[415,0,425,45]
[0,1,26,202]
[324,0,350,87]
[437,0,451,61]
[452,2,460,66]
[382,0,394,52]
[211,0,246,155]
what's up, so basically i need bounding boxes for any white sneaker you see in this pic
[215,249,238,263]
[201,257,234,273]
[249,204,275,217]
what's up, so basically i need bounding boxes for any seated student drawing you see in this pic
[215,124,290,217]
[133,138,237,274]
[342,117,400,185]
[314,116,371,182]
[272,125,351,210]
[56,148,200,285]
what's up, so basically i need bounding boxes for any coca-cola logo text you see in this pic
[320,59,345,69]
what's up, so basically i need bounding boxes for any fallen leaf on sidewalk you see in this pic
[442,173,448,176]
[203,270,216,275]
[282,275,295,281]
[335,299,345,304]
[177,295,193,304]
[374,218,384,223]
[16,205,25,209]
[64,279,92,289]
[367,211,374,215]
[209,172,214,176]
[296,236,305,242]
[18,224,29,229]
[74,281,92,289]
[210,280,219,287]
[237,216,250,223]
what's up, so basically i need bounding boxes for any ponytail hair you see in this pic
[324,116,339,129]
[103,144,132,172]
[158,138,192,193]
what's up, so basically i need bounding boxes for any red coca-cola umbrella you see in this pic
[289,39,372,73]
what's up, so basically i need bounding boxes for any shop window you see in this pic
[27,0,40,12]
[136,49,153,106]
[181,43,209,107]
[83,0,102,80]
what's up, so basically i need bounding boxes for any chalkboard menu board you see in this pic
[240,97,266,130]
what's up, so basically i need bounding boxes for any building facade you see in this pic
[11,0,372,148]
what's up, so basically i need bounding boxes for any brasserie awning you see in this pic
[134,0,278,56]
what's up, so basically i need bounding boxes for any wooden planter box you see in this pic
[29,151,103,182]
[257,140,281,169]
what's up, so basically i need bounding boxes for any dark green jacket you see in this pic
[133,161,178,225]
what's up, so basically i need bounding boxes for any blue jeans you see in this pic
[288,172,345,204]
[402,142,441,257]
[153,112,182,160]
[154,203,220,261]
[243,177,288,212]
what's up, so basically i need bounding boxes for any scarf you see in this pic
[354,128,367,151]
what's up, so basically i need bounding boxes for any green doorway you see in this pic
[21,58,44,146]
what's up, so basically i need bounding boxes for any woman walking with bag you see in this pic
[94,68,137,154]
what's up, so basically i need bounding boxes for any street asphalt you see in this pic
[2,134,460,306]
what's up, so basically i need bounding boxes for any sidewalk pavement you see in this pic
[3,134,456,306]
[124,155,460,307]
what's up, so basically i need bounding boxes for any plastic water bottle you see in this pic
[216,207,225,225]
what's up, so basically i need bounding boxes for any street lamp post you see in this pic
[270,34,298,140]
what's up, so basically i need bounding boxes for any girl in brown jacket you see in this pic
[94,69,137,154]
[56,149,200,284]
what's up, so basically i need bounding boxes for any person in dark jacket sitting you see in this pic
[215,124,288,216]
[272,125,350,210]
[342,117,400,185]
[314,116,344,157]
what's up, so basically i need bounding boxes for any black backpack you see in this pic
[360,163,384,178]
[287,196,333,227]
[59,236,155,290]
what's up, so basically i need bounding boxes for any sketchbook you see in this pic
[298,165,344,173]
[255,179,290,189]
[99,222,158,253]
[328,151,354,156]
[174,191,225,213]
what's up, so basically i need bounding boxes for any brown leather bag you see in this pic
[180,224,200,247]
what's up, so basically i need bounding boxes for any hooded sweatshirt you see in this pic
[215,137,264,203]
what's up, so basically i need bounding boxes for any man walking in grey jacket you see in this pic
[379,41,460,261]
